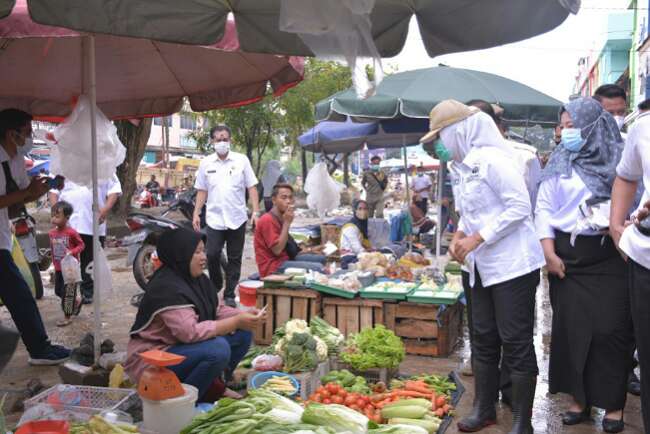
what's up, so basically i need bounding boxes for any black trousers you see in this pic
[629,259,650,431]
[463,271,513,394]
[79,234,105,299]
[206,223,246,300]
[470,269,540,376]
[0,249,50,356]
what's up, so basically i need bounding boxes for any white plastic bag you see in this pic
[86,247,113,296]
[251,354,283,371]
[49,95,126,187]
[279,0,383,98]
[61,254,82,284]
[304,162,344,218]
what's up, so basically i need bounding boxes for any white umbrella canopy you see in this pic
[0,0,577,58]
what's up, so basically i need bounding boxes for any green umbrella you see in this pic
[0,0,574,57]
[315,66,563,126]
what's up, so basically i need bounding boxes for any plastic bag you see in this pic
[61,254,82,284]
[49,95,126,187]
[252,354,283,371]
[86,247,113,296]
[304,162,344,218]
[571,200,610,246]
[279,0,383,98]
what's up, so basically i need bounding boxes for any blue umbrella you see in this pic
[299,117,428,154]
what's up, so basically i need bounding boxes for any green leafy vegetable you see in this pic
[301,403,372,434]
[310,317,345,355]
[340,325,405,370]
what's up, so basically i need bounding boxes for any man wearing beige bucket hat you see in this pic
[421,100,545,434]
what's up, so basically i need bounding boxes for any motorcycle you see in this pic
[122,189,227,293]
[11,213,45,299]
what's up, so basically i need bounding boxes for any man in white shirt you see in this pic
[411,169,432,214]
[0,109,71,365]
[49,176,122,304]
[193,125,260,307]
[611,111,650,432]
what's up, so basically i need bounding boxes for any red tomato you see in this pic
[313,394,323,403]
[361,396,371,405]
[365,403,375,412]
[337,389,347,398]
[331,395,344,405]
[350,404,361,412]
[356,399,365,408]
[344,395,357,406]
[327,383,340,394]
[320,390,331,399]
[435,408,445,417]
[436,396,447,408]
[365,408,374,419]
[323,398,332,405]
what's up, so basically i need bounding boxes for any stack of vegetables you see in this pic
[306,375,456,431]
[273,319,329,373]
[340,325,405,371]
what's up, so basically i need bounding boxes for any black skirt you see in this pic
[548,231,634,410]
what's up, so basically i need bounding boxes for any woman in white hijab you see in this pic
[421,100,545,434]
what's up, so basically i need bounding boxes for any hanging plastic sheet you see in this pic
[304,162,344,218]
[49,95,126,187]
[280,0,384,98]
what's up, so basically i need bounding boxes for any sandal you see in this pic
[56,318,73,327]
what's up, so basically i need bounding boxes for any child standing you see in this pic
[49,201,85,327]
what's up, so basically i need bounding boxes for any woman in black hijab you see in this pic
[339,200,372,268]
[125,229,262,400]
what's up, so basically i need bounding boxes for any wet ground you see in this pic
[0,215,644,433]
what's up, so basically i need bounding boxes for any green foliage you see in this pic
[188,59,352,177]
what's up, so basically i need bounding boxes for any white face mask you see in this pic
[214,140,230,156]
[614,115,625,131]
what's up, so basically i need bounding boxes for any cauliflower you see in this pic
[314,336,328,362]
[285,319,309,338]
[275,336,288,355]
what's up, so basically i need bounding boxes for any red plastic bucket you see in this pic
[238,280,263,307]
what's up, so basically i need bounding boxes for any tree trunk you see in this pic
[301,148,307,185]
[115,118,153,216]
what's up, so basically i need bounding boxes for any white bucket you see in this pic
[141,383,198,434]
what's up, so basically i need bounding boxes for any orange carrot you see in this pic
[404,383,434,395]
[391,390,433,398]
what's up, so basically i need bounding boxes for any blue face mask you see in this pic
[561,128,585,152]
[434,140,451,162]
[370,164,380,172]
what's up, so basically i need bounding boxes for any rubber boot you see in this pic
[507,374,536,434]
[458,362,499,432]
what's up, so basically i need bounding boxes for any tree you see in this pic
[278,59,352,179]
[115,118,153,216]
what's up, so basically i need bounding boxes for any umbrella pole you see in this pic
[435,162,445,265]
[84,35,101,364]
[401,136,411,252]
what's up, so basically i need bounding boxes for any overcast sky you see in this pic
[384,0,632,102]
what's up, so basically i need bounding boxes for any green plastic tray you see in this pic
[309,283,358,299]
[359,281,416,301]
[407,288,461,305]
[263,280,306,289]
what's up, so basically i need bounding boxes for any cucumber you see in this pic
[383,398,432,409]
[381,405,428,420]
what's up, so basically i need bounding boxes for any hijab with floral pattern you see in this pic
[540,97,623,205]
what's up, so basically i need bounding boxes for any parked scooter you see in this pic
[122,189,226,292]
[11,212,45,299]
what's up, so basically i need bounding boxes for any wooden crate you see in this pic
[329,357,397,383]
[255,288,322,345]
[322,297,384,337]
[384,301,464,357]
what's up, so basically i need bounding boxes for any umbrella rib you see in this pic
[150,40,190,97]
[457,68,500,105]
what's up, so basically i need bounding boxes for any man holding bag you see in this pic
[0,109,71,365]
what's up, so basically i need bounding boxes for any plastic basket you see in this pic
[24,385,136,419]
[250,371,300,397]
[309,283,358,299]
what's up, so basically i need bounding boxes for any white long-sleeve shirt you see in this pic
[535,169,597,239]
[617,112,650,270]
[453,147,545,287]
